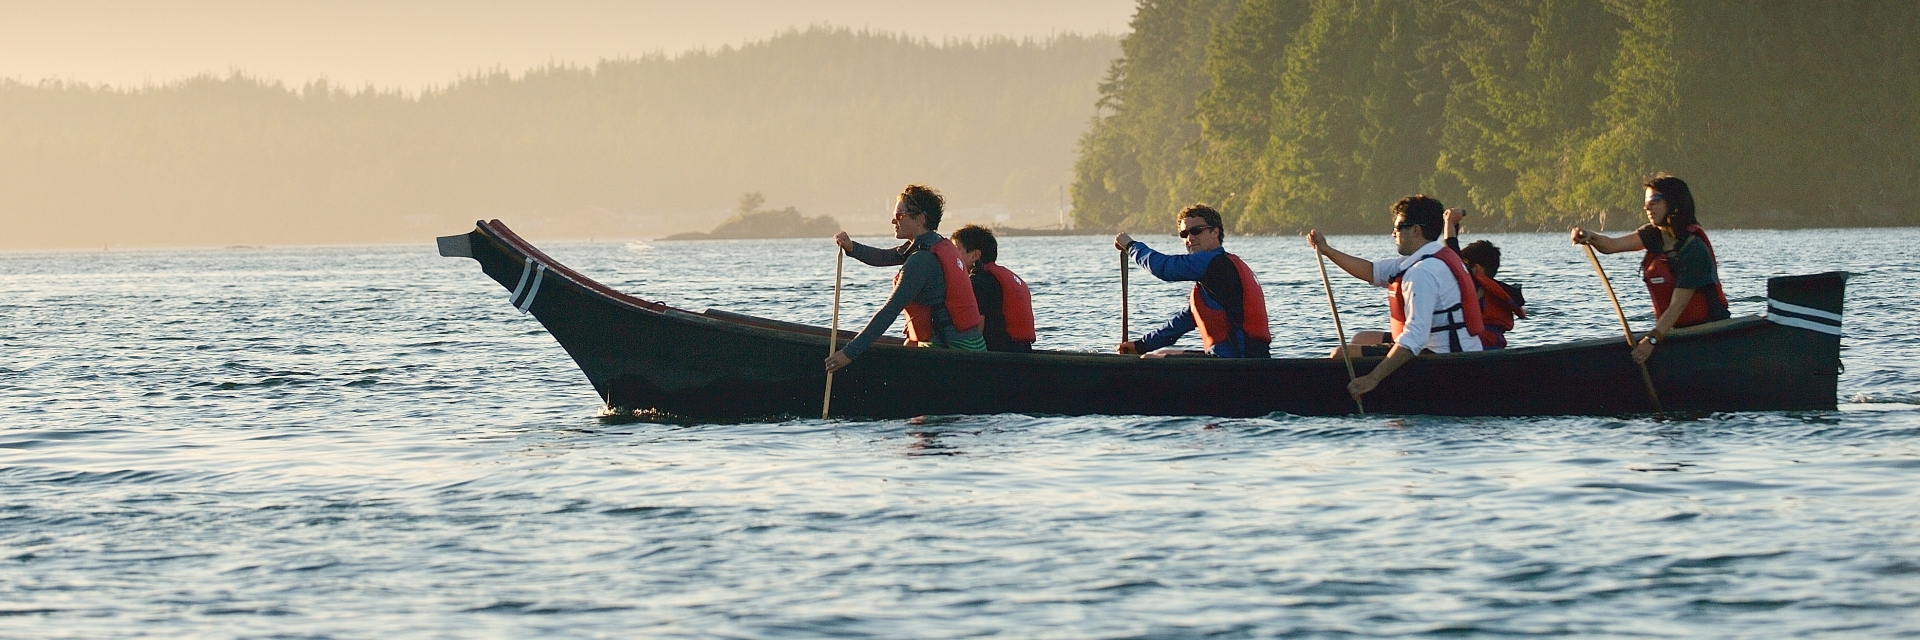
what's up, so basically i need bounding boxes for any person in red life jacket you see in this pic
[1308,195,1484,399]
[1570,173,1729,365]
[825,184,986,373]
[1111,204,1271,358]
[950,225,1036,353]
[1442,207,1526,349]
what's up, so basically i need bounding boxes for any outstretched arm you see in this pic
[1134,309,1196,353]
[1570,227,1644,255]
[837,232,909,267]
[1348,343,1415,397]
[1306,230,1372,282]
[828,254,935,371]
[1126,241,1215,282]
[1632,287,1697,364]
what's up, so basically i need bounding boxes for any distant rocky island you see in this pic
[663,192,840,240]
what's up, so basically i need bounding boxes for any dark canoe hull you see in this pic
[440,220,1847,420]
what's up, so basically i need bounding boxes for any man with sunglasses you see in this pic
[1307,195,1484,400]
[1112,204,1270,358]
[826,184,986,374]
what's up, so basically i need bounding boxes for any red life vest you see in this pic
[1471,272,1525,350]
[978,262,1036,343]
[1388,247,1485,351]
[1640,224,1730,328]
[896,238,983,345]
[1189,253,1270,350]
[1473,272,1525,332]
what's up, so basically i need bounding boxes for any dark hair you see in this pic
[951,224,998,265]
[899,184,946,230]
[1459,240,1501,278]
[1175,203,1225,238]
[1392,195,1444,241]
[1644,173,1697,239]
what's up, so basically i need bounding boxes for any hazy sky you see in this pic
[0,0,1136,90]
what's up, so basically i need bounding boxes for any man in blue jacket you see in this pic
[1112,204,1271,358]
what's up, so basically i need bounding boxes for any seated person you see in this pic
[1308,195,1484,400]
[950,225,1035,353]
[1571,173,1729,364]
[825,184,985,374]
[1111,204,1270,358]
[1443,208,1526,349]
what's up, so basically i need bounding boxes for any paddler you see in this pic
[1308,195,1484,398]
[1443,207,1526,349]
[1570,173,1729,364]
[826,184,986,373]
[951,225,1036,353]
[1112,204,1271,358]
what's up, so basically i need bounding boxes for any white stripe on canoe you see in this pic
[517,265,547,314]
[509,259,535,304]
[1767,299,1842,323]
[1767,314,1842,335]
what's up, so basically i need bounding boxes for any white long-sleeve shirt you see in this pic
[1370,240,1483,354]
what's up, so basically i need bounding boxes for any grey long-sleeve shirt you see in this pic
[841,231,983,359]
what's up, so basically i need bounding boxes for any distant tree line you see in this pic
[1074,0,1920,233]
[0,28,1116,249]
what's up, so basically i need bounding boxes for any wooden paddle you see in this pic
[823,250,844,419]
[1315,250,1364,415]
[1582,243,1664,413]
[1119,246,1129,344]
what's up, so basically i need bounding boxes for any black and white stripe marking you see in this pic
[1765,298,1841,335]
[508,259,548,314]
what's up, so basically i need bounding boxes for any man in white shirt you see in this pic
[1307,195,1483,400]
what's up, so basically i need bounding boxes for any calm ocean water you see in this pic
[3,227,1917,638]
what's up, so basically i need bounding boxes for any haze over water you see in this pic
[3,227,1917,636]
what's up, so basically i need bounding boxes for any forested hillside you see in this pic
[0,28,1117,249]
[1074,0,1920,233]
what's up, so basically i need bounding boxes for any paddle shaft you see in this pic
[1119,247,1129,343]
[1582,244,1663,413]
[823,251,844,419]
[1315,252,1365,415]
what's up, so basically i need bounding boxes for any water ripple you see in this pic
[0,231,1918,636]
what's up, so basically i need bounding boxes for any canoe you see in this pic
[438,220,1846,420]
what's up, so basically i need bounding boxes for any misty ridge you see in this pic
[0,27,1117,250]
[1075,0,1920,234]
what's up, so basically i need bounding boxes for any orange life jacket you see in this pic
[1471,272,1525,349]
[897,238,983,345]
[1476,272,1526,327]
[1388,247,1485,351]
[978,262,1036,344]
[1473,273,1525,331]
[1189,253,1270,351]
[1640,224,1730,329]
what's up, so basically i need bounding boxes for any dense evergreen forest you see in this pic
[1074,0,1920,234]
[0,28,1116,249]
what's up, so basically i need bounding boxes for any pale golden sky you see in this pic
[0,0,1135,89]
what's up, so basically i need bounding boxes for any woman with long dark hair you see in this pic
[1571,173,1730,364]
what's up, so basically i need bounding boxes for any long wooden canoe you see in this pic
[439,220,1846,420]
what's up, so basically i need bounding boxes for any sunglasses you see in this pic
[1178,225,1215,238]
[1646,193,1667,204]
[1394,220,1422,232]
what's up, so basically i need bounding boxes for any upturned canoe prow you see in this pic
[441,220,1847,420]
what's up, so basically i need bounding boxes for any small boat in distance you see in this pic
[439,220,1846,421]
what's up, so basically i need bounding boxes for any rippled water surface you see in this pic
[4,228,1918,637]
